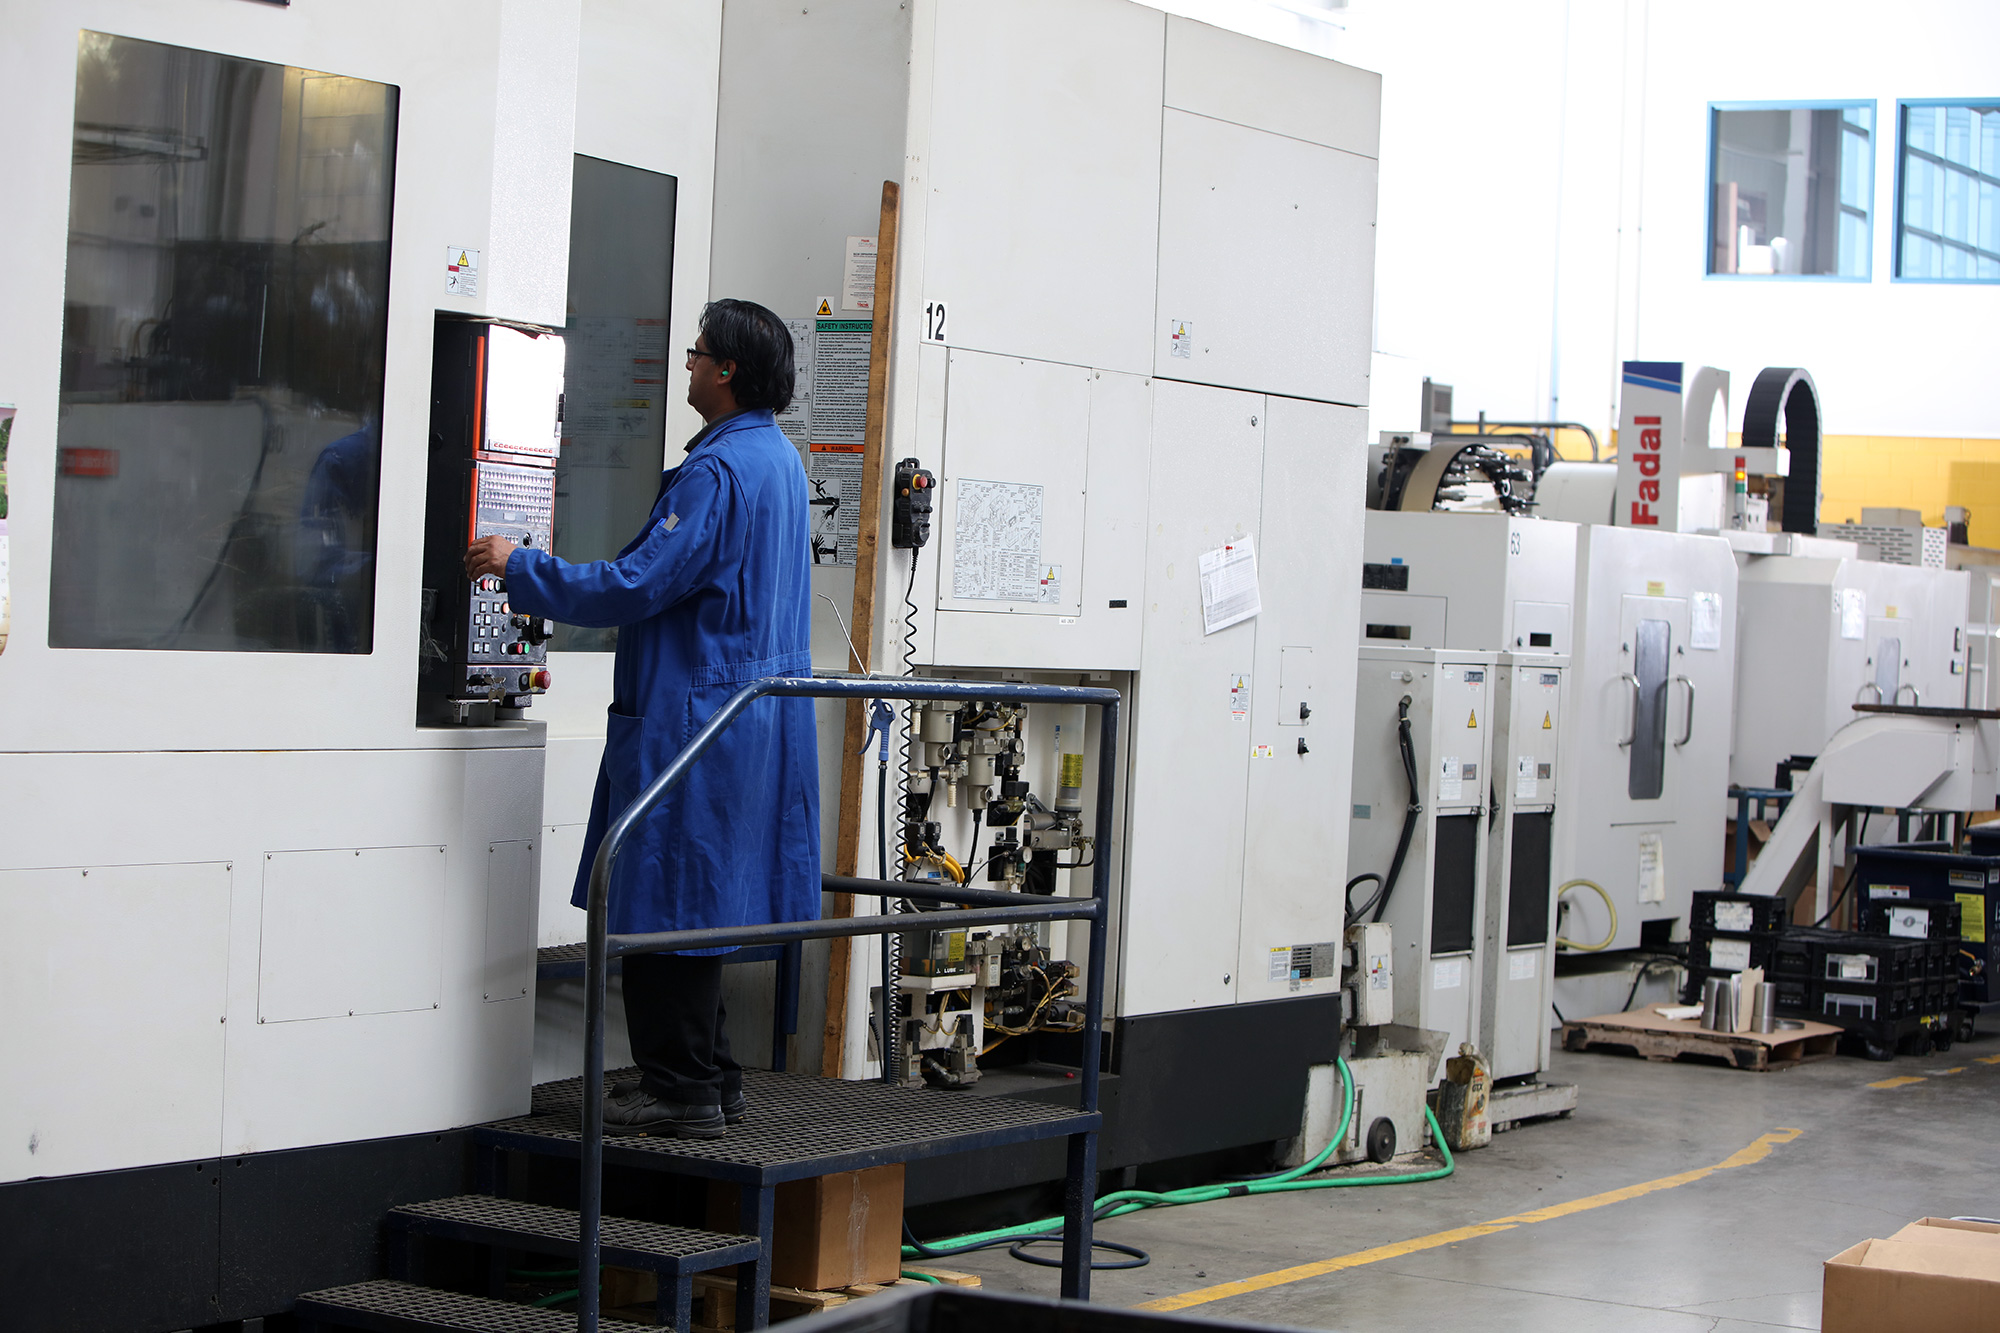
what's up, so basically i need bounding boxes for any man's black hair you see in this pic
[699,298,796,414]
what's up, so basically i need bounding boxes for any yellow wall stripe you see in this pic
[1134,1127,1803,1313]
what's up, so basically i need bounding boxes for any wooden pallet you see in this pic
[1561,1008,1841,1071]
[690,1267,980,1328]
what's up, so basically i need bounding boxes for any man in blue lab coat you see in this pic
[466,299,820,1137]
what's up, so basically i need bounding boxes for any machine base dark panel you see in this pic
[906,992,1341,1206]
[0,1131,470,1333]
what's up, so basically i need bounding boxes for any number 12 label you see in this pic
[923,299,948,344]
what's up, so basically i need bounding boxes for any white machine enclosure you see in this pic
[0,1,575,1183]
[1348,647,1497,1073]
[708,0,1381,1047]
[1732,547,1969,790]
[1359,511,1579,656]
[1353,512,1573,1077]
[1481,654,1566,1081]
[1560,525,1739,952]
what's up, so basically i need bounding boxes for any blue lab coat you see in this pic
[505,410,820,947]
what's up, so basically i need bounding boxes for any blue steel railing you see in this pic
[577,672,1121,1331]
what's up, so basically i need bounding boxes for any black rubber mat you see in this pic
[391,1195,754,1263]
[483,1066,1095,1181]
[294,1279,651,1331]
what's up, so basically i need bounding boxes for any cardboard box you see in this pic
[710,1165,904,1291]
[1824,1217,2000,1331]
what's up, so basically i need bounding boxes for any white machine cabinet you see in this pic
[1348,647,1497,1073]
[1359,511,1579,655]
[1733,547,1969,790]
[1354,511,1575,1077]
[708,0,1381,1088]
[1482,654,1566,1080]
[1560,526,1739,952]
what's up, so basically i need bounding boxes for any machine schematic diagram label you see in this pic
[777,317,813,451]
[952,478,1057,602]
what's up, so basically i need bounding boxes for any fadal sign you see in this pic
[1616,360,1732,532]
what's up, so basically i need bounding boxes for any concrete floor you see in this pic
[936,1029,2000,1331]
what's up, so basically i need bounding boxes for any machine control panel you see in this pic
[419,317,564,724]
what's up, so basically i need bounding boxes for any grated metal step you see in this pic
[390,1195,758,1273]
[482,1065,1097,1183]
[294,1279,652,1332]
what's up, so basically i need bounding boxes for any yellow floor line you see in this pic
[1868,1075,1928,1089]
[1941,1066,1968,1075]
[1134,1128,1803,1314]
[1979,1055,2000,1066]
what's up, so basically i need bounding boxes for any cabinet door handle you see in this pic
[1674,675,1695,747]
[1618,673,1641,748]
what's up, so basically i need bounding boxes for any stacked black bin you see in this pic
[1681,891,1958,1059]
[1853,840,1998,1006]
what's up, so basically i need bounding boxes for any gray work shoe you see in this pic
[601,1089,725,1139]
[612,1078,747,1125]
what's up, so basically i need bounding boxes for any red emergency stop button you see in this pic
[533,669,553,690]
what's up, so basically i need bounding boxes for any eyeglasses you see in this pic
[685,347,719,363]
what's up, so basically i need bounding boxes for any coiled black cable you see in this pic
[1354,698,1421,923]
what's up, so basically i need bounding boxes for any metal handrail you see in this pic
[578,672,1122,1331]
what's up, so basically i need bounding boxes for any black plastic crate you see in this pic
[1814,978,1921,1024]
[1688,928,1779,976]
[1805,978,1955,1060]
[1851,842,2000,1003]
[1859,896,1963,943]
[1690,890,1788,935]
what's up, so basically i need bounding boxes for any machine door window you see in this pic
[551,155,677,651]
[51,33,396,652]
[1874,636,1902,703]
[1628,618,1671,800]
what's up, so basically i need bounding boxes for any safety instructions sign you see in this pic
[801,315,872,567]
[811,318,871,444]
[445,246,480,297]
[806,443,862,566]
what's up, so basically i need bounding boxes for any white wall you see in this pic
[1142,0,2000,442]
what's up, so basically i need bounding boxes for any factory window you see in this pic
[1707,102,1874,279]
[550,155,678,652]
[50,33,397,652]
[1895,101,2000,282]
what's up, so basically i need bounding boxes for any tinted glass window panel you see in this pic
[52,33,396,651]
[550,155,676,652]
[1897,102,2000,282]
[1709,105,1871,277]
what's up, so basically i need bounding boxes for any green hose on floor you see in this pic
[901,1056,1455,1266]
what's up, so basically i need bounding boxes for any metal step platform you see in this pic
[387,1195,759,1330]
[477,1065,1100,1328]
[294,1279,654,1332]
[484,1065,1098,1185]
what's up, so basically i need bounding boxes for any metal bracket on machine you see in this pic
[1737,705,2000,916]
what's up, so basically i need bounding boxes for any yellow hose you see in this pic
[1555,878,1618,951]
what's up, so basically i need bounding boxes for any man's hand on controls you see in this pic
[464,535,518,580]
